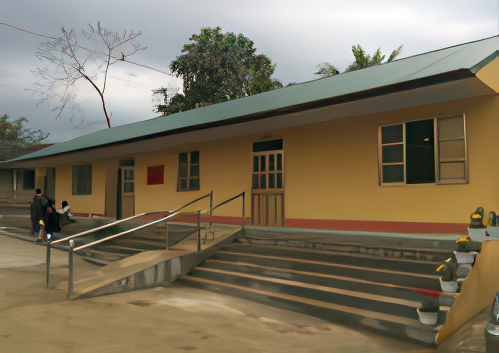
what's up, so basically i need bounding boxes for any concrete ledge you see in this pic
[238,230,455,262]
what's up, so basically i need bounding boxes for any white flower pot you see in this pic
[468,227,487,242]
[417,307,439,325]
[487,227,499,239]
[454,251,478,264]
[439,277,459,293]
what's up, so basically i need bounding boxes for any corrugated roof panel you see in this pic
[6,36,499,163]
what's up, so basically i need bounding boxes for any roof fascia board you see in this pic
[470,50,499,74]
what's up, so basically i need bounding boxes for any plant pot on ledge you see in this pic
[454,250,478,264]
[415,288,440,325]
[437,255,458,293]
[468,227,487,242]
[439,277,459,293]
[417,306,439,325]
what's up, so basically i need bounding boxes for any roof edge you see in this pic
[7,68,476,165]
[470,50,499,74]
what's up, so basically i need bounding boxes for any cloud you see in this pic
[1,0,497,143]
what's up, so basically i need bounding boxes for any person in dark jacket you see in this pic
[30,189,48,236]
[37,200,61,242]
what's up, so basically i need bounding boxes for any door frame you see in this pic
[251,149,284,226]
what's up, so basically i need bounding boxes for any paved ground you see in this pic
[0,233,436,353]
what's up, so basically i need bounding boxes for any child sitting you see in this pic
[58,200,76,225]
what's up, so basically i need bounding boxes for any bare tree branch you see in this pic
[28,22,146,128]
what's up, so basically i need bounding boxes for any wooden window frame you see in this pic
[378,114,468,186]
[177,151,200,191]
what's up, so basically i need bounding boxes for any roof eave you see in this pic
[4,68,476,165]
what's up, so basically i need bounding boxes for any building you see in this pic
[0,143,54,204]
[3,37,499,233]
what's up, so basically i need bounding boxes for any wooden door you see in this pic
[251,151,284,226]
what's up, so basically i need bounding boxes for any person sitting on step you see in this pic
[58,200,76,225]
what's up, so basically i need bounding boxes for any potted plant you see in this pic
[469,207,487,242]
[437,256,459,293]
[456,236,481,252]
[415,288,440,325]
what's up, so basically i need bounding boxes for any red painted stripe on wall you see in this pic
[284,218,467,234]
[118,213,466,234]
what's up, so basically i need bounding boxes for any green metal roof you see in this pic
[6,36,499,163]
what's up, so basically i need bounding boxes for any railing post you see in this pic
[242,191,246,230]
[197,210,201,252]
[165,221,169,251]
[46,236,51,288]
[68,239,74,299]
[209,190,213,228]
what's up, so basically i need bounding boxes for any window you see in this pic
[15,169,35,190]
[252,140,284,190]
[22,170,35,190]
[379,115,467,185]
[147,165,164,185]
[72,164,92,195]
[122,168,134,193]
[177,151,199,191]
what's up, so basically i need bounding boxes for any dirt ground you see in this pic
[0,234,435,353]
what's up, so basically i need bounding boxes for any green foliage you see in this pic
[314,62,340,78]
[154,27,282,115]
[346,45,402,72]
[0,114,49,160]
[315,45,403,77]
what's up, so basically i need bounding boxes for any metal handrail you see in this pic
[51,213,147,245]
[51,191,214,247]
[212,191,245,212]
[46,191,214,296]
[74,211,180,252]
[210,191,246,228]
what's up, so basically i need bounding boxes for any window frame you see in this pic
[177,151,200,191]
[378,114,468,186]
[72,164,92,195]
[14,169,35,190]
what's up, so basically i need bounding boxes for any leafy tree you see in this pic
[345,44,402,72]
[0,114,50,161]
[314,62,339,77]
[315,45,402,77]
[154,27,282,115]
[31,23,145,128]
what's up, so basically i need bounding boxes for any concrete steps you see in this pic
[181,239,454,346]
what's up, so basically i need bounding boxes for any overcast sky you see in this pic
[1,0,498,143]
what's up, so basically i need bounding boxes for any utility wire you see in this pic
[1,23,57,39]
[113,58,172,75]
[1,22,172,76]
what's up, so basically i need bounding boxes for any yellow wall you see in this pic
[35,168,45,190]
[476,57,499,93]
[51,94,499,225]
[134,136,253,217]
[282,95,499,224]
[55,161,108,215]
